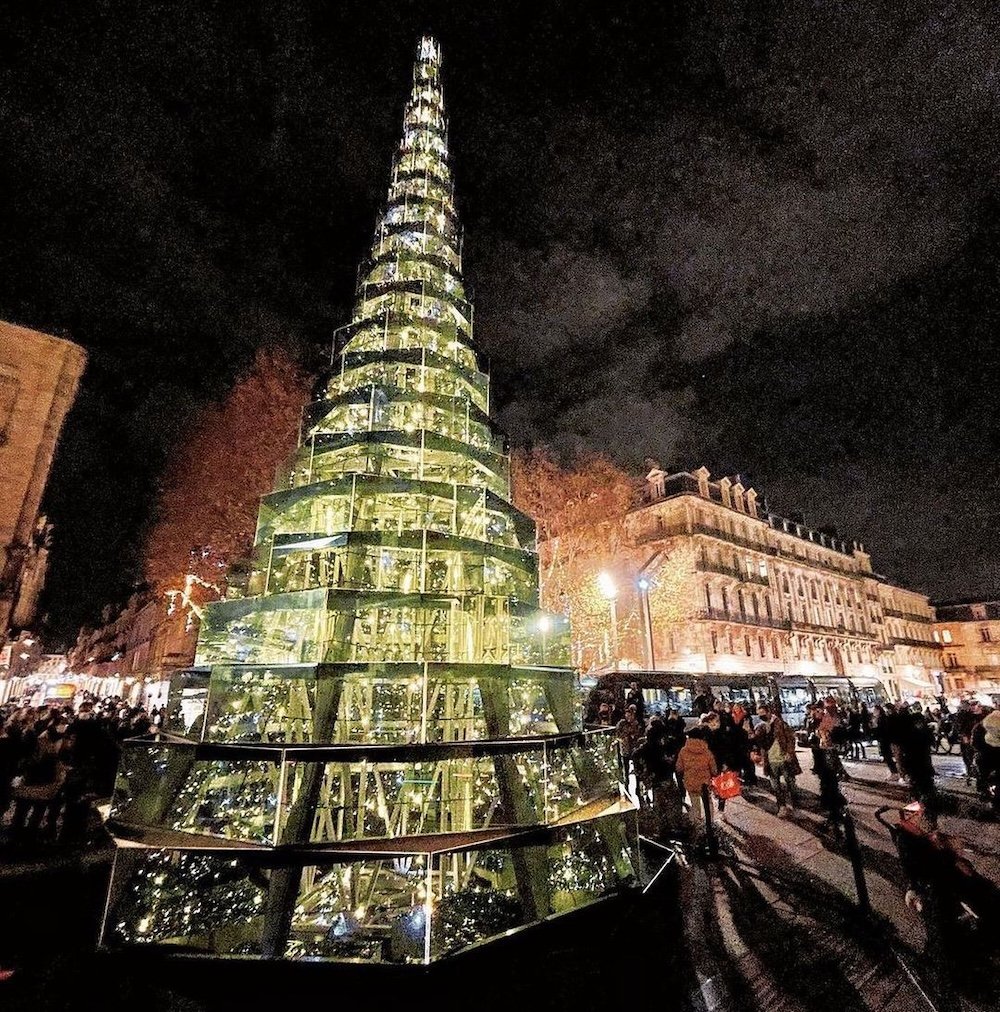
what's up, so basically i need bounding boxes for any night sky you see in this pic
[1,1,998,645]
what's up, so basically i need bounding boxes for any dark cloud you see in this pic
[1,1,998,641]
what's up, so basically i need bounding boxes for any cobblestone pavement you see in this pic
[673,747,1000,1012]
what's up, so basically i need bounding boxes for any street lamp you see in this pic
[538,614,551,662]
[637,577,656,671]
[598,571,618,670]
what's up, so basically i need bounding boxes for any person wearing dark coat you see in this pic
[701,713,734,821]
[873,704,899,779]
[624,682,645,723]
[900,707,938,823]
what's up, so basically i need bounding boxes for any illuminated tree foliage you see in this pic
[144,347,311,598]
[511,448,640,671]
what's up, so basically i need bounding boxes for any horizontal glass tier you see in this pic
[368,223,460,274]
[259,530,538,603]
[382,196,458,236]
[109,729,620,848]
[393,150,453,194]
[102,809,637,962]
[163,661,581,745]
[356,277,471,329]
[362,249,465,294]
[256,475,534,551]
[378,200,459,245]
[195,592,571,669]
[275,431,510,498]
[391,166,454,202]
[309,387,496,452]
[339,312,476,363]
[326,347,488,408]
[399,131,448,161]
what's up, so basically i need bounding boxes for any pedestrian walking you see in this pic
[755,703,800,817]
[676,726,718,843]
[873,703,900,780]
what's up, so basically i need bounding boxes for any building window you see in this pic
[0,369,19,445]
[711,631,718,653]
[758,635,765,656]
[744,635,751,655]
[941,629,953,644]
[765,597,772,619]
[772,639,780,659]
[982,627,992,643]
[759,560,768,578]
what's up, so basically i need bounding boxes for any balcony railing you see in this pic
[695,557,770,587]
[883,608,933,624]
[790,619,878,641]
[631,520,691,545]
[691,522,768,553]
[694,608,791,631]
[888,636,942,650]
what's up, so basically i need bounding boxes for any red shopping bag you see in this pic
[711,770,742,799]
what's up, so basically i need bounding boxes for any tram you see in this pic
[588,670,890,728]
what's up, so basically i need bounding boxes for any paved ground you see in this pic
[0,751,996,1011]
[686,748,1000,1012]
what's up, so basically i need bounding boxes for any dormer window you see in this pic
[695,466,710,499]
[646,467,666,501]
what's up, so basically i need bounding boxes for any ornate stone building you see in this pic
[66,590,199,689]
[0,320,87,641]
[546,466,943,703]
[933,599,1000,698]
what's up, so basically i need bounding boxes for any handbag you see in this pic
[710,770,742,799]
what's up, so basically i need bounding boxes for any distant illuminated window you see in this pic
[941,629,953,643]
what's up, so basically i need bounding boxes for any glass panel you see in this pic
[284,856,431,963]
[105,850,268,955]
[428,812,637,960]
[112,743,280,845]
[163,668,210,738]
[779,686,811,727]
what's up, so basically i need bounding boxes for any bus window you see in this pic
[721,687,754,708]
[779,687,811,728]
[856,685,887,708]
[642,686,693,716]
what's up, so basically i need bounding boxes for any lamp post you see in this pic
[638,577,656,671]
[598,571,618,671]
[538,614,551,663]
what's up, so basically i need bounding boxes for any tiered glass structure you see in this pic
[102,37,637,964]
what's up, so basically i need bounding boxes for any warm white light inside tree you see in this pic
[103,36,636,965]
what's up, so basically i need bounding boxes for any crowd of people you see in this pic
[0,694,162,845]
[591,681,1000,840]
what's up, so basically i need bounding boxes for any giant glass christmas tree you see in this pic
[103,37,637,964]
